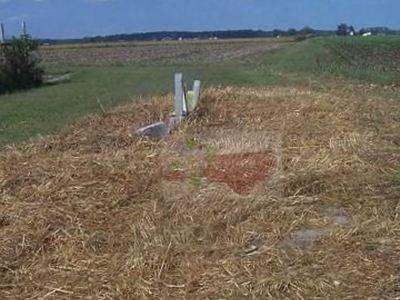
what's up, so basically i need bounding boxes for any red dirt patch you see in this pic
[202,152,275,194]
[164,169,186,182]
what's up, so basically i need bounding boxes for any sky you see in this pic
[0,0,399,39]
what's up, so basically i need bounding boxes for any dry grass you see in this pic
[1,85,400,299]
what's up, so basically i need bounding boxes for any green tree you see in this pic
[337,23,352,36]
[287,28,297,36]
[0,34,43,94]
[299,26,315,35]
[272,29,284,37]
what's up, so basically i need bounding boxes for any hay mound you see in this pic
[1,86,400,299]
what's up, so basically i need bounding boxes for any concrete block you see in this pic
[174,73,184,122]
[136,122,169,139]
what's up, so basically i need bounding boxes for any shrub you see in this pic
[295,35,307,42]
[0,34,44,94]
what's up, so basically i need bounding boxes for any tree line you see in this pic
[41,28,335,44]
[39,25,400,45]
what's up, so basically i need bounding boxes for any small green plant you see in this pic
[189,170,202,188]
[389,168,400,186]
[185,137,199,150]
[0,34,44,94]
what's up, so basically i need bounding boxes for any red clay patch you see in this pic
[202,152,275,194]
[164,169,186,182]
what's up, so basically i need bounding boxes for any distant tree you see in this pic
[337,23,355,36]
[287,28,297,36]
[0,34,43,94]
[300,26,315,35]
[272,29,284,37]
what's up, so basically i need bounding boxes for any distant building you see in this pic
[359,26,391,36]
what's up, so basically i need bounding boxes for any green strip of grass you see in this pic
[263,36,400,85]
[0,63,284,146]
[1,36,400,146]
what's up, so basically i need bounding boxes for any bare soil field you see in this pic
[40,39,287,65]
[1,84,399,298]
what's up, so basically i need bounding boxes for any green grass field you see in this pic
[1,36,399,146]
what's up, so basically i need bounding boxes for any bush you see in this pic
[0,34,44,94]
[295,35,308,42]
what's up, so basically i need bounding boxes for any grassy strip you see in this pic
[0,62,286,146]
[263,36,400,84]
[1,36,400,145]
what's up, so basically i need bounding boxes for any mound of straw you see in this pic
[1,86,399,299]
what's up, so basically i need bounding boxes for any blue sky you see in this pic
[0,0,399,39]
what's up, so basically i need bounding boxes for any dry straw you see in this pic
[1,86,399,299]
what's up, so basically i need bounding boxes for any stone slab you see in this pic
[136,122,169,139]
